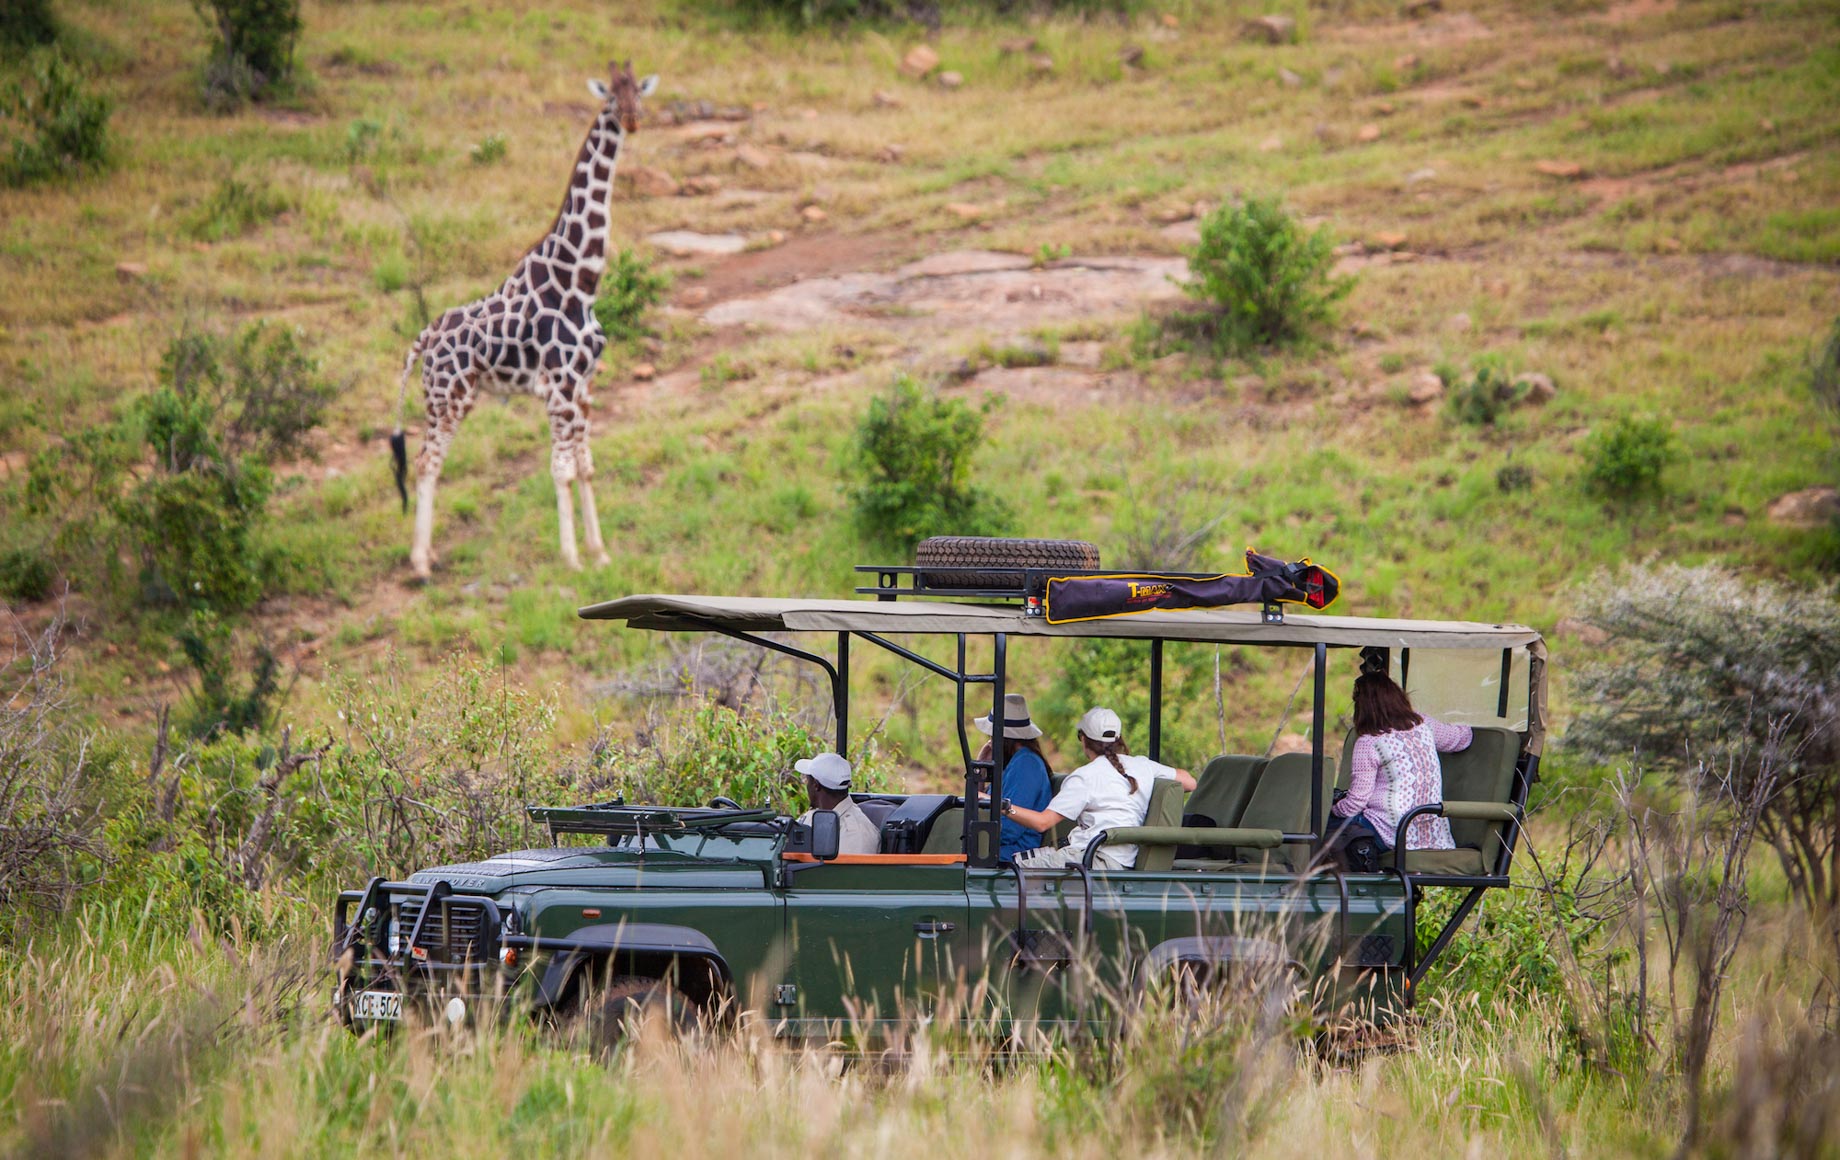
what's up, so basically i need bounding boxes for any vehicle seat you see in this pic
[1178,755,1266,860]
[921,806,964,855]
[856,798,898,831]
[1130,778,1189,872]
[1402,726,1521,876]
[1045,772,1073,847]
[1237,751,1334,870]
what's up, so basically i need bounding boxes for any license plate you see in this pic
[351,989,402,1022]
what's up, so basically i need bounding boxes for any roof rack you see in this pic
[853,565,1296,623]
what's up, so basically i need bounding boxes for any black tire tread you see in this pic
[914,536,1101,590]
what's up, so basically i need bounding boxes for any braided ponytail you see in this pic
[1097,741,1138,795]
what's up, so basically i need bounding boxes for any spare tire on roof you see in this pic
[915,536,1101,591]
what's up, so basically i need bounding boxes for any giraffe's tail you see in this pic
[391,331,429,515]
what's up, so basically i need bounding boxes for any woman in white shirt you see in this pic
[1001,708,1195,870]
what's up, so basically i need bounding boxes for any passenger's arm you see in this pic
[1001,802,1067,834]
[1429,719,1474,753]
[1171,768,1196,791]
[1335,737,1378,816]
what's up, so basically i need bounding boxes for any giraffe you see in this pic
[390,60,658,580]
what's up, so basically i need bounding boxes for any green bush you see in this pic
[0,0,57,49]
[1178,196,1353,355]
[1812,315,1840,413]
[1446,360,1519,426]
[26,323,335,610]
[851,374,1010,550]
[193,0,300,109]
[0,547,53,602]
[469,133,506,165]
[175,609,280,738]
[1581,415,1674,498]
[1,49,110,187]
[592,248,669,344]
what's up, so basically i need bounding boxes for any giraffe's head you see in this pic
[588,60,658,135]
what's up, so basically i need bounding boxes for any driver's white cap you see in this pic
[794,752,853,791]
[1077,707,1123,743]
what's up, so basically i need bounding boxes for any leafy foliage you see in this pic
[851,374,1010,550]
[1177,196,1353,355]
[1565,563,1840,910]
[1446,359,1519,426]
[0,49,110,187]
[186,175,291,241]
[193,0,300,109]
[26,323,336,610]
[0,0,57,49]
[176,609,281,738]
[0,546,53,602]
[1581,415,1674,498]
[592,248,669,344]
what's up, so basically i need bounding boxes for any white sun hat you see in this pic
[793,752,853,791]
[974,693,1044,740]
[1076,707,1123,743]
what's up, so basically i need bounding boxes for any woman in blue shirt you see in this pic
[974,693,1054,863]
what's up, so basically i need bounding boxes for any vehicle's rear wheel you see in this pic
[914,536,1101,590]
[564,973,689,1055]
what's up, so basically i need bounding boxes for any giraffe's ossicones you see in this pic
[392,60,658,580]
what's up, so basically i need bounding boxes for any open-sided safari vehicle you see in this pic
[332,538,1545,1042]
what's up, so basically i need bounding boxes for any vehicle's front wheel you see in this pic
[565,974,688,1055]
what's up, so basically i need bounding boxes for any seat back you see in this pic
[1183,755,1266,830]
[856,799,898,831]
[1132,778,1189,872]
[1239,752,1334,869]
[1439,726,1521,868]
[920,807,964,855]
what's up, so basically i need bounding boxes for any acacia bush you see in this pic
[1,49,111,187]
[1565,563,1840,912]
[1174,196,1353,356]
[851,374,1010,550]
[0,0,57,50]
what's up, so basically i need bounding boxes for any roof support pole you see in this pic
[1311,642,1327,852]
[1148,638,1164,764]
[988,633,1008,866]
[835,632,850,757]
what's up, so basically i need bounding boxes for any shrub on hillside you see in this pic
[194,0,300,110]
[1176,196,1353,356]
[1445,359,1519,426]
[592,248,669,345]
[26,323,336,610]
[851,374,1010,550]
[0,546,54,602]
[0,0,57,49]
[1,49,111,187]
[186,175,292,241]
[1581,415,1673,498]
[1565,563,1840,912]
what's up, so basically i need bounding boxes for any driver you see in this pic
[794,752,880,856]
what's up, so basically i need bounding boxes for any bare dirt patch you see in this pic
[702,250,1187,333]
[691,232,908,303]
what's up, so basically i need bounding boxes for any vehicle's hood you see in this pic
[408,847,770,892]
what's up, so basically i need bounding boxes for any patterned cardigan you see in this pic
[1332,719,1473,850]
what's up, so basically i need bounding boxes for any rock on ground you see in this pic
[1767,486,1840,528]
[1244,14,1297,43]
[645,230,748,257]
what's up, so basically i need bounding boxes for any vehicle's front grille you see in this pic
[394,899,489,961]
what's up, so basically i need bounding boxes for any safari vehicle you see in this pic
[332,538,1546,1041]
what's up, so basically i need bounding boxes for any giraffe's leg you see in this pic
[547,397,583,572]
[409,373,472,580]
[572,402,611,568]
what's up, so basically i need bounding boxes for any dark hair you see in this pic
[1082,735,1137,794]
[1004,736,1053,777]
[1353,672,1424,736]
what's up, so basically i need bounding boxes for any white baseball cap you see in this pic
[794,752,853,791]
[1077,707,1123,743]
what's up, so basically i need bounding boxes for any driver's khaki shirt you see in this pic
[796,796,881,856]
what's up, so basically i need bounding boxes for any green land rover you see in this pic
[332,540,1545,1043]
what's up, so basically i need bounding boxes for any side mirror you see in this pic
[810,809,841,861]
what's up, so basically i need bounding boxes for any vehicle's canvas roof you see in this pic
[577,594,1542,650]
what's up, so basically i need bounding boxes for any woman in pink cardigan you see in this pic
[1329,672,1472,857]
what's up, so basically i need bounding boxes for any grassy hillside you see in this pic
[1,1,1838,1152]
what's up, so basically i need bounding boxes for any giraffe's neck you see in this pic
[544,105,625,279]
